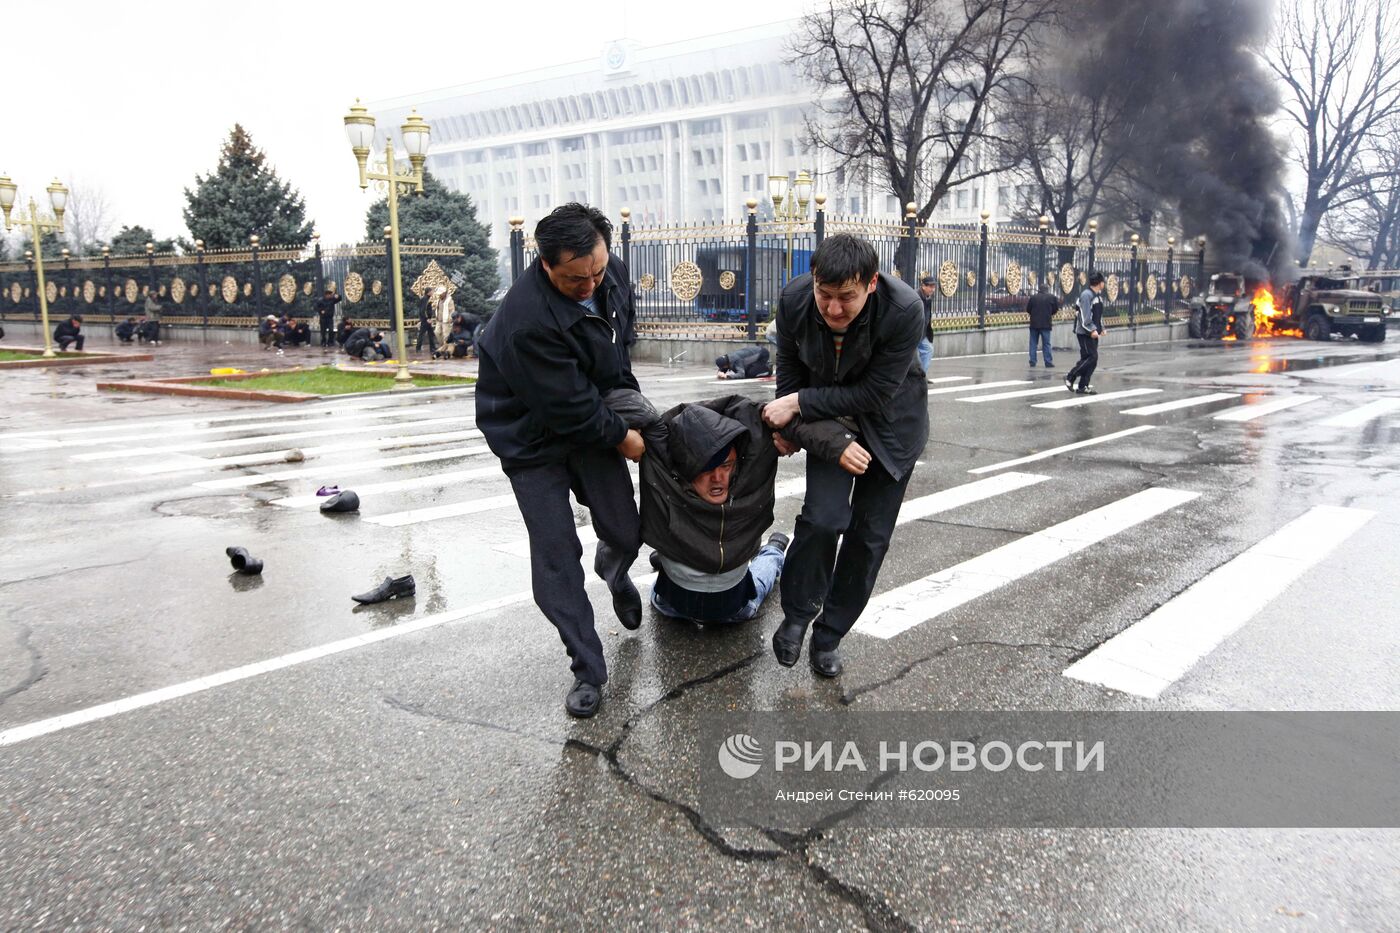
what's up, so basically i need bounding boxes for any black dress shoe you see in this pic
[320,490,360,512]
[225,546,263,575]
[565,679,601,718]
[810,647,844,678]
[612,577,642,630]
[772,617,808,667]
[766,531,791,552]
[351,574,416,604]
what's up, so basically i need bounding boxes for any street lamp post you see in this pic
[0,175,69,357]
[343,100,431,388]
[767,169,814,284]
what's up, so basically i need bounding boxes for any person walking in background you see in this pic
[1065,273,1105,394]
[415,291,438,356]
[433,286,455,350]
[1026,285,1059,368]
[316,285,340,348]
[474,203,645,719]
[916,275,936,373]
[143,291,163,346]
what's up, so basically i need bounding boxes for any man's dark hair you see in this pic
[534,203,612,266]
[811,234,879,286]
[1089,272,1105,287]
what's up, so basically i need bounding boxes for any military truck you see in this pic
[1187,273,1255,340]
[1277,274,1389,342]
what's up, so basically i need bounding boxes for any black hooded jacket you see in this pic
[774,271,929,479]
[605,390,856,576]
[475,256,639,472]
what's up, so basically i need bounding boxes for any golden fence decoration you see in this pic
[171,277,186,304]
[719,270,737,291]
[220,276,238,304]
[278,274,297,304]
[45,282,57,303]
[125,279,140,304]
[242,283,253,298]
[83,280,96,304]
[344,272,365,303]
[1179,275,1193,298]
[964,270,977,288]
[370,280,383,296]
[638,272,656,292]
[409,260,455,299]
[938,260,959,297]
[988,269,1000,289]
[670,261,703,302]
[303,281,314,296]
[1059,263,1076,295]
[1027,269,1038,291]
[1106,274,1120,302]
[1005,261,1022,294]
[1145,273,1159,301]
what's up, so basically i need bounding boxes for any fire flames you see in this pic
[1249,286,1303,338]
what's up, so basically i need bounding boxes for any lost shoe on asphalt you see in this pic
[351,574,415,604]
[225,546,264,575]
[320,490,360,513]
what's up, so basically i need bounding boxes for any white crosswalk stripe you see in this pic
[1213,395,1320,422]
[0,387,472,443]
[894,471,1051,522]
[193,446,493,490]
[72,416,472,461]
[46,407,469,450]
[854,488,1200,639]
[365,493,520,527]
[956,386,1068,403]
[928,380,1031,395]
[1063,505,1374,698]
[968,426,1156,474]
[270,467,506,508]
[927,376,974,384]
[1033,388,1161,409]
[1318,397,1400,427]
[131,431,484,474]
[1120,392,1240,416]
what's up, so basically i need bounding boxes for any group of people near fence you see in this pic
[257,312,313,350]
[474,203,929,718]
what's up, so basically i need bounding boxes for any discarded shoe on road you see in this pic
[320,489,360,513]
[225,546,264,575]
[316,485,340,497]
[351,574,415,604]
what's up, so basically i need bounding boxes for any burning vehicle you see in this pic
[1187,273,1255,340]
[1188,272,1390,343]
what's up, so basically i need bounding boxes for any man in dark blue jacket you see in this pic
[763,234,929,677]
[475,203,645,719]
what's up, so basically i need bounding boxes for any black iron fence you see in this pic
[509,203,1208,337]
[0,238,468,333]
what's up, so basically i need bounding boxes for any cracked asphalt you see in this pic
[1,332,1398,930]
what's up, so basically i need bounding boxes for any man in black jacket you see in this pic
[626,393,854,627]
[316,286,340,348]
[714,344,771,379]
[475,203,645,719]
[763,234,929,677]
[54,315,84,351]
[1026,285,1059,367]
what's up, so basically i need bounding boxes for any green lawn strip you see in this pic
[203,368,473,396]
[0,349,54,361]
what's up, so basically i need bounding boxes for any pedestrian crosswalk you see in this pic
[1,366,1393,738]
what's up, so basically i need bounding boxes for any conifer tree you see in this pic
[184,124,315,249]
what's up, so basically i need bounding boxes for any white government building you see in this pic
[371,21,1022,262]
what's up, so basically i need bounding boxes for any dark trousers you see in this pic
[319,317,335,346]
[781,454,913,651]
[1066,333,1098,390]
[416,323,436,352]
[507,447,641,686]
[1028,327,1052,365]
[57,335,84,351]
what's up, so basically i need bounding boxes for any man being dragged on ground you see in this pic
[714,344,771,379]
[610,390,857,626]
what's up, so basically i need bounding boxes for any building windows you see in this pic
[524,142,549,156]
[749,142,762,160]
[692,149,704,167]
[561,137,585,152]
[955,190,969,210]
[691,118,721,135]
[736,144,747,161]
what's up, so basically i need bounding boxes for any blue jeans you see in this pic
[1029,328,1053,365]
[650,542,785,624]
[916,338,932,373]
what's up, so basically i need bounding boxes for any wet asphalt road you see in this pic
[1,334,1398,930]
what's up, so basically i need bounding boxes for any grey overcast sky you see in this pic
[2,0,809,248]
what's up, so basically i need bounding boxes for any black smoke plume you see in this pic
[1067,0,1293,280]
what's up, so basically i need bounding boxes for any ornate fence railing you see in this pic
[508,202,1208,338]
[0,238,468,333]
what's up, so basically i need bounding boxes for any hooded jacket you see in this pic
[721,345,770,378]
[605,389,856,577]
[774,271,929,479]
[475,255,639,472]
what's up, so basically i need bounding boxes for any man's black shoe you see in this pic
[320,489,360,513]
[565,680,601,718]
[612,577,642,630]
[766,532,791,553]
[810,647,844,678]
[352,574,416,604]
[772,617,808,667]
[225,546,263,575]
[1075,387,1098,395]
[1064,374,1075,392]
